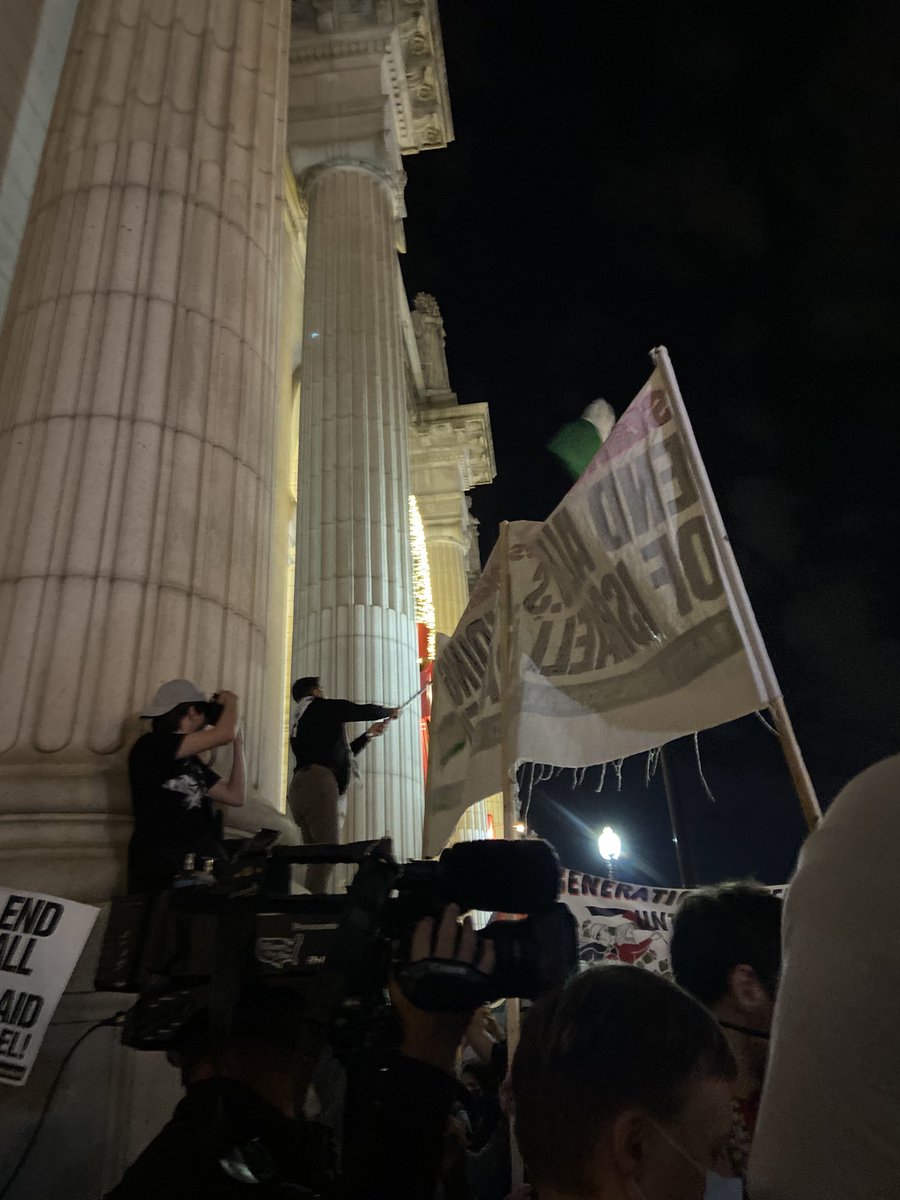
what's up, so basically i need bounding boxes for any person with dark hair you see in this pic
[511,964,736,1200]
[288,676,398,893]
[670,883,782,1190]
[127,678,245,892]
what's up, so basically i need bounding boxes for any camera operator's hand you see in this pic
[390,904,495,1077]
[366,720,388,739]
[385,706,399,721]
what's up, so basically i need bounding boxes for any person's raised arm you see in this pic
[340,907,494,1200]
[397,906,494,1074]
[208,726,245,808]
[326,698,399,723]
[349,720,390,758]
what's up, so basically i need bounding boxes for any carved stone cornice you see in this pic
[409,401,496,491]
[392,0,453,153]
[290,0,452,154]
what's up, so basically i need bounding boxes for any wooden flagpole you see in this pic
[499,521,517,842]
[651,346,822,830]
[767,695,822,832]
[659,743,696,887]
[497,520,526,1190]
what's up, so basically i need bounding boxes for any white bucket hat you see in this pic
[141,678,207,718]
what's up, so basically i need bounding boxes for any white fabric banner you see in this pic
[424,368,777,855]
[0,887,99,1086]
[561,867,786,975]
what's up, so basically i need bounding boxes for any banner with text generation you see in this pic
[0,888,99,1086]
[561,867,786,976]
[424,369,775,854]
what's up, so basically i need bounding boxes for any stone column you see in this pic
[421,520,467,639]
[408,295,497,845]
[288,3,455,868]
[0,3,297,1194]
[417,497,491,842]
[293,162,423,861]
[0,0,294,898]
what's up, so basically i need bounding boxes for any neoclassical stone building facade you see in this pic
[0,1,493,1191]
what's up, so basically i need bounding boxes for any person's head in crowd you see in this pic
[670,883,782,1080]
[512,964,736,1200]
[142,678,210,736]
[461,1064,484,1099]
[292,675,322,703]
[169,987,303,1116]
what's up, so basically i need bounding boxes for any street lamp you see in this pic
[598,825,621,878]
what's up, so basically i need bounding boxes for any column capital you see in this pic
[414,495,472,552]
[297,157,407,219]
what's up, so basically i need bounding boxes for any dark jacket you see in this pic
[290,698,392,793]
[103,1077,333,1198]
[104,1055,459,1200]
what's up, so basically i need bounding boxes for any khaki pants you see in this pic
[287,765,342,893]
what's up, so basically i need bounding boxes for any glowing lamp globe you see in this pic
[598,826,621,862]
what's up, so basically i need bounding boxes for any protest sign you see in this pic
[0,887,99,1086]
[425,364,778,854]
[560,866,785,977]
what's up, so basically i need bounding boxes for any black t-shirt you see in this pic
[127,731,222,889]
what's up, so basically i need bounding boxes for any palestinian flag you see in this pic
[547,398,616,480]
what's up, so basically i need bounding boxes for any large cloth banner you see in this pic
[425,368,777,854]
[561,867,786,976]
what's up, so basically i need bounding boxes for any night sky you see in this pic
[401,2,900,887]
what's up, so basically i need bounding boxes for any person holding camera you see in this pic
[288,676,398,892]
[103,905,494,1200]
[127,678,246,892]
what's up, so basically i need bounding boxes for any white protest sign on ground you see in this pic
[0,887,99,1086]
[560,866,786,977]
[425,366,778,854]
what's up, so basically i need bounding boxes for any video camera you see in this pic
[198,694,225,726]
[95,834,577,1054]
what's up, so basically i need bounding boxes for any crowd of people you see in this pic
[119,675,900,1199]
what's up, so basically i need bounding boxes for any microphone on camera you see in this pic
[431,838,562,914]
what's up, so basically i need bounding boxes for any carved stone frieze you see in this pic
[290,0,452,153]
[409,402,496,491]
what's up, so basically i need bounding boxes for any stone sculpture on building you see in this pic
[412,291,453,396]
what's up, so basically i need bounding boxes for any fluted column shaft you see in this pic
[294,163,423,862]
[420,522,490,843]
[0,0,291,890]
[426,534,471,640]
